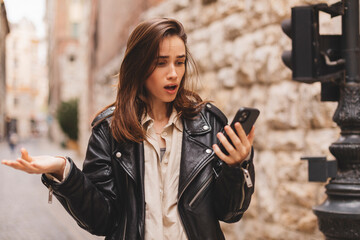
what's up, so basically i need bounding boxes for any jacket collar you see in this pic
[183,111,212,136]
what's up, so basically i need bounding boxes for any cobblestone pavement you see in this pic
[0,138,103,240]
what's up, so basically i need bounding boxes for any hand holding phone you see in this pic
[229,107,259,136]
[219,107,259,154]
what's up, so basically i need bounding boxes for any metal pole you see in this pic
[313,0,360,239]
[342,0,359,83]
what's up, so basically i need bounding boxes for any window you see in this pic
[71,22,79,38]
[14,97,19,107]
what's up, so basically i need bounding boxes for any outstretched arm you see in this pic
[1,148,66,180]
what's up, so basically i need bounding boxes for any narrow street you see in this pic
[0,137,103,240]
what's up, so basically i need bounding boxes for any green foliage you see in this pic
[56,99,78,141]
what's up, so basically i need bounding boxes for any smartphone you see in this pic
[219,107,260,154]
[229,107,260,135]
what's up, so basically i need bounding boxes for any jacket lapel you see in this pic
[112,141,140,184]
[178,112,215,199]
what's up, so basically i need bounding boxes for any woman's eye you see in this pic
[176,61,185,65]
[157,61,166,66]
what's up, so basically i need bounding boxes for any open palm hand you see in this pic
[1,148,65,178]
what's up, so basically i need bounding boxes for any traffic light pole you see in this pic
[313,0,360,239]
[342,0,359,83]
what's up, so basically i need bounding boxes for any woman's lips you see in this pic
[164,84,178,94]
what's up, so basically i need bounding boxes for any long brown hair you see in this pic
[110,18,204,143]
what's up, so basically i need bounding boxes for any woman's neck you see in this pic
[148,103,170,140]
[149,102,169,121]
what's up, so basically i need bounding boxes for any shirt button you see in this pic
[206,149,212,154]
[206,103,212,108]
[161,132,167,137]
[115,152,122,158]
[203,125,209,130]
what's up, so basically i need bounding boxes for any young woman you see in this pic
[2,18,255,240]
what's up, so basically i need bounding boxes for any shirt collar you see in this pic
[168,108,183,132]
[141,108,183,132]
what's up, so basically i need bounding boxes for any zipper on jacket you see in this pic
[189,175,213,207]
[122,175,128,240]
[47,184,88,229]
[242,168,253,188]
[122,213,127,240]
[238,178,246,210]
[178,153,214,201]
[238,165,252,210]
[66,199,87,229]
[178,152,214,239]
[48,186,53,204]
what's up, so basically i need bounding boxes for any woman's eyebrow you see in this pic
[157,54,186,59]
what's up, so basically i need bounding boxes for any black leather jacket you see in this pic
[42,103,255,240]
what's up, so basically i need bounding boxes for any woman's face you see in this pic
[145,35,186,109]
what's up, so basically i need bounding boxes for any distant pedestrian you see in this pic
[1,18,256,239]
[8,132,18,154]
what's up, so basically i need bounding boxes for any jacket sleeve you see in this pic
[202,103,255,222]
[41,121,119,236]
[212,150,255,223]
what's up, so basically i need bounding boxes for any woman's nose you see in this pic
[167,64,177,79]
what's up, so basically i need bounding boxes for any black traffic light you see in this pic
[281,3,345,84]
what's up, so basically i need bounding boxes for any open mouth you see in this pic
[164,84,177,91]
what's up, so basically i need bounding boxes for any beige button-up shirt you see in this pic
[141,109,187,240]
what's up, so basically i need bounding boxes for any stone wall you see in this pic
[141,0,340,239]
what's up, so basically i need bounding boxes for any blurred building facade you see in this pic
[46,0,89,143]
[45,0,342,239]
[0,0,10,141]
[46,0,165,149]
[5,19,48,140]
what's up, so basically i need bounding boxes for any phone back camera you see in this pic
[238,111,249,122]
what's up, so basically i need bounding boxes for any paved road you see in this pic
[0,138,103,240]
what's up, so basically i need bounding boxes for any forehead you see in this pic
[158,35,186,55]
